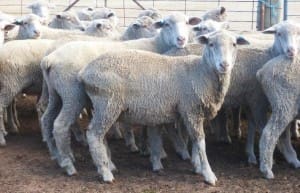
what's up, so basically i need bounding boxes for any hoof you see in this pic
[0,141,6,147]
[0,135,7,147]
[177,150,190,161]
[203,171,217,186]
[160,149,167,159]
[154,169,166,176]
[248,156,258,165]
[261,168,274,179]
[102,171,115,183]
[291,160,300,168]
[218,138,232,145]
[65,164,77,176]
[139,149,150,157]
[152,163,164,172]
[129,145,139,153]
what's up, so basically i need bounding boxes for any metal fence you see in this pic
[0,0,299,31]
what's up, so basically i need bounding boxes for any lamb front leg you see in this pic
[182,112,217,185]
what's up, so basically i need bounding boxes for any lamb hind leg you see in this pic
[277,125,300,168]
[259,110,295,179]
[86,95,122,182]
[0,107,7,146]
[40,89,61,161]
[6,100,20,134]
[52,100,85,176]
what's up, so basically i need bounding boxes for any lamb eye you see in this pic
[164,23,170,27]
[277,32,281,36]
[233,43,236,47]
[209,43,213,47]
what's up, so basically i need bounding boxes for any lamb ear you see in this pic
[96,23,102,28]
[263,25,277,34]
[107,13,114,18]
[220,7,226,15]
[133,23,141,29]
[236,36,250,45]
[197,35,209,44]
[153,20,164,29]
[4,24,15,31]
[188,17,201,25]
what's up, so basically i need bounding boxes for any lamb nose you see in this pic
[288,47,295,55]
[220,61,229,68]
[34,30,40,35]
[177,36,186,42]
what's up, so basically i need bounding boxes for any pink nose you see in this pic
[287,47,296,57]
[34,30,40,36]
[177,36,186,42]
[220,61,229,70]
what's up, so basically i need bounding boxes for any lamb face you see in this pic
[202,7,227,22]
[138,8,162,21]
[193,20,229,36]
[0,21,15,45]
[14,14,43,39]
[91,8,119,28]
[264,20,300,58]
[154,12,201,48]
[200,31,249,74]
[49,11,85,31]
[27,0,55,21]
[85,19,115,37]
[122,16,158,40]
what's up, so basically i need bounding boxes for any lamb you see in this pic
[164,20,299,165]
[120,16,158,41]
[27,0,55,24]
[78,30,249,185]
[193,19,229,37]
[0,39,60,146]
[91,7,119,28]
[77,7,94,21]
[256,25,300,179]
[40,12,201,176]
[202,6,227,22]
[48,11,85,31]
[14,14,85,39]
[138,8,162,21]
[85,19,120,39]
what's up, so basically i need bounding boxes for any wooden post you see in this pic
[257,0,283,31]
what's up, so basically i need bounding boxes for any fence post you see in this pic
[257,0,283,31]
[283,0,288,20]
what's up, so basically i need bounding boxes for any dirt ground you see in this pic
[0,96,300,193]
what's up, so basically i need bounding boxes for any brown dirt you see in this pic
[0,96,300,193]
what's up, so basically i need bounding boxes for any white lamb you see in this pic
[40,12,201,176]
[78,30,249,185]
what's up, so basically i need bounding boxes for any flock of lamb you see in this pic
[0,0,299,186]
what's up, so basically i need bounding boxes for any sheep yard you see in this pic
[1,0,300,193]
[0,97,300,193]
